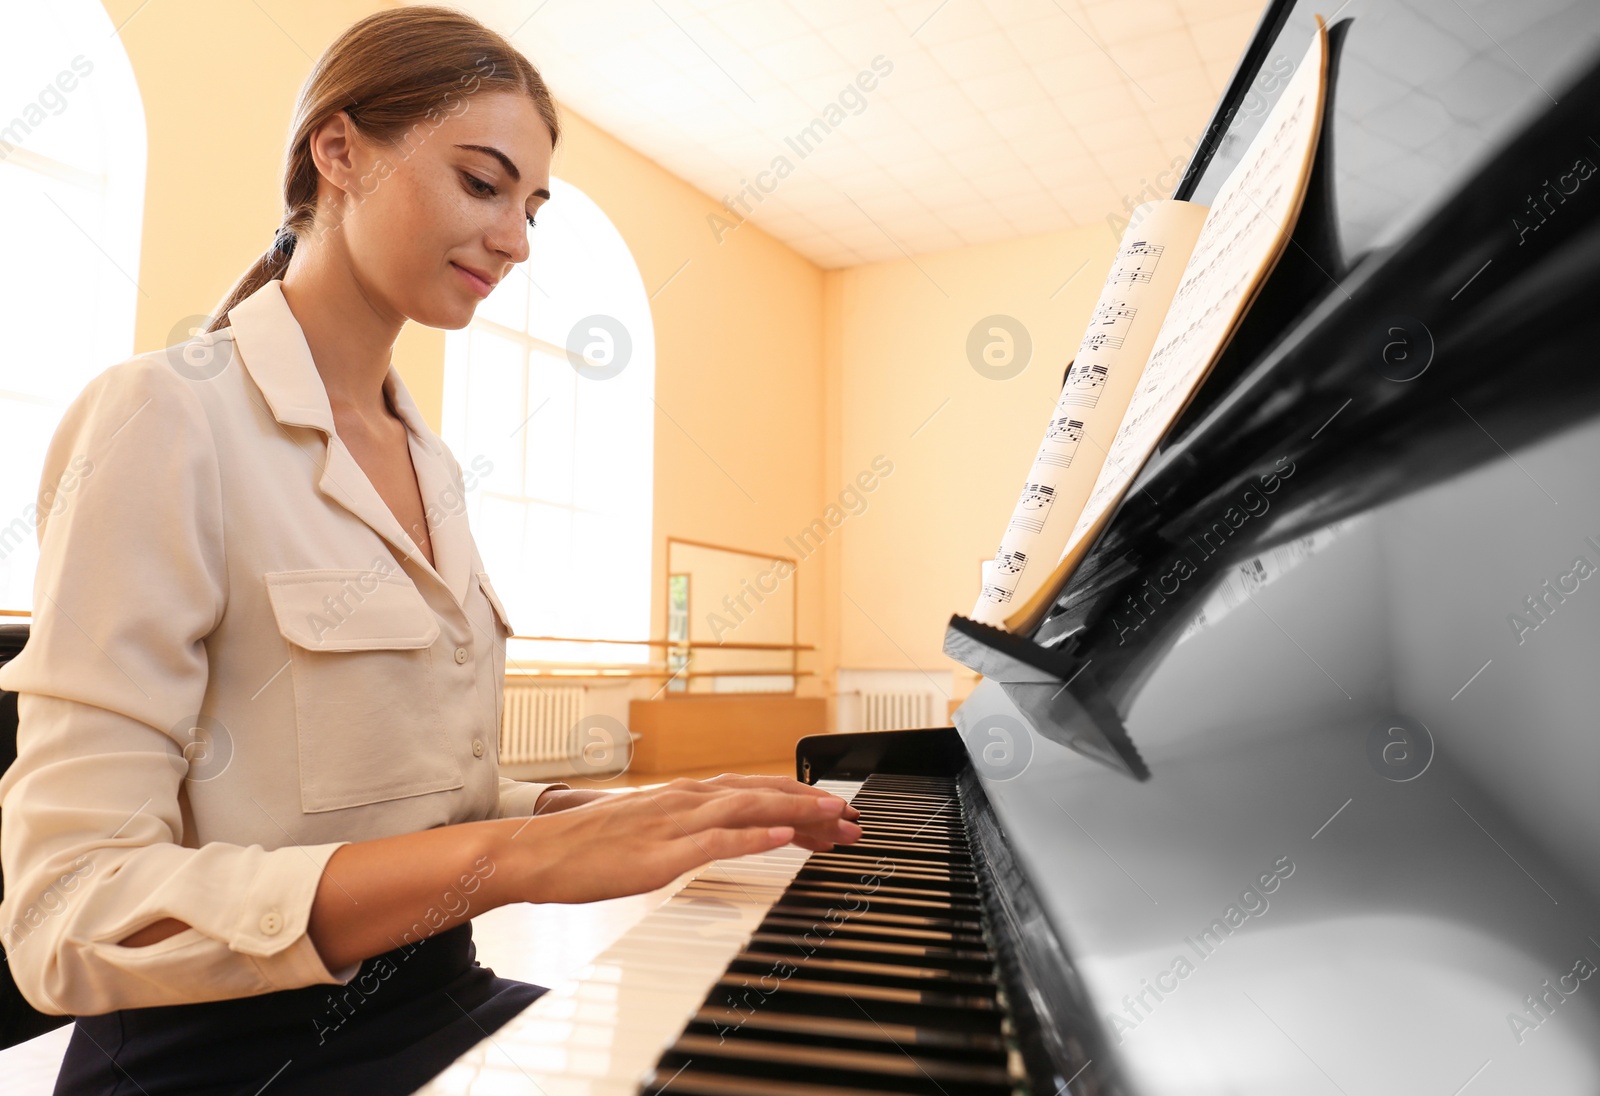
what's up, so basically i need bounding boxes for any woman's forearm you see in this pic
[117,792,602,953]
[303,816,527,974]
[117,818,521,959]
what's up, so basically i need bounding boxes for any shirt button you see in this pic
[454,647,469,664]
[260,911,283,935]
[472,738,485,758]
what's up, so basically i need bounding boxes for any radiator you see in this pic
[861,691,938,733]
[501,682,585,764]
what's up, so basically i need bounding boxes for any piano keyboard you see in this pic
[418,775,1022,1096]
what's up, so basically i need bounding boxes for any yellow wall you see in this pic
[104,0,1117,722]
[825,225,1118,698]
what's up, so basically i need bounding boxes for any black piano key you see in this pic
[647,1067,955,1096]
[795,865,979,892]
[734,950,995,987]
[747,932,993,967]
[847,826,967,843]
[807,843,973,864]
[779,885,981,912]
[758,914,988,948]
[802,857,976,881]
[690,1006,1006,1054]
[774,888,981,915]
[659,1033,1013,1094]
[768,902,984,933]
[779,878,979,903]
[733,863,974,889]
[710,976,1006,1036]
[715,973,996,1013]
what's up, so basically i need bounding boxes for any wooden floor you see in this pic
[0,758,800,1093]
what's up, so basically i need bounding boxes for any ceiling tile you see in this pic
[467,0,1262,263]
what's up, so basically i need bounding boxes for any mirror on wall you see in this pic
[663,537,805,695]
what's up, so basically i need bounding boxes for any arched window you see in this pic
[0,2,146,611]
[441,176,656,667]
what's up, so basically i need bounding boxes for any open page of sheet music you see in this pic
[999,21,1329,635]
[970,201,1209,626]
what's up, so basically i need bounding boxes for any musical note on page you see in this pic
[1083,298,1137,354]
[1106,242,1165,284]
[1061,362,1111,407]
[1008,483,1056,533]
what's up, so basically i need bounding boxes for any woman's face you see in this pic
[315,88,554,330]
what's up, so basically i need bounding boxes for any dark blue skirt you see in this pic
[52,920,546,1095]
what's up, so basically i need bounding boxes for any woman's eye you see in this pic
[466,171,536,230]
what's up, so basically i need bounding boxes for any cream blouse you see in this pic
[0,277,565,1017]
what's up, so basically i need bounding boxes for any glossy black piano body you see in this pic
[799,1,1600,1093]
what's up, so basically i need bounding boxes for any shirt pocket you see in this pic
[265,569,464,813]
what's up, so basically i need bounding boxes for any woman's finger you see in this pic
[686,788,857,834]
[703,773,861,819]
[677,825,796,863]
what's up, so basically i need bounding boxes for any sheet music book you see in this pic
[971,20,1329,636]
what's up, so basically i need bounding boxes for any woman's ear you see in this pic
[307,110,362,200]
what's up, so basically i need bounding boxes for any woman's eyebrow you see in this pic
[455,143,550,199]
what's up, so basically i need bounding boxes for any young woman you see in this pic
[0,7,859,1093]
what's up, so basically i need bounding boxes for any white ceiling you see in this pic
[442,0,1269,268]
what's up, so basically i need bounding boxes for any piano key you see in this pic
[794,865,978,890]
[660,1032,1013,1089]
[646,1070,950,1096]
[746,932,992,965]
[757,914,988,947]
[713,973,997,1012]
[766,904,984,932]
[779,878,976,902]
[776,886,982,913]
[733,951,995,986]
[687,1006,1005,1053]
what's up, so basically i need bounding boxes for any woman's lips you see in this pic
[452,263,492,298]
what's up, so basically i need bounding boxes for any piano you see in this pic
[419,0,1600,1092]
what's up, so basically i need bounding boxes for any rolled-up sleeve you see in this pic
[0,358,356,1016]
[494,777,568,818]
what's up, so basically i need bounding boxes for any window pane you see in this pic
[0,3,144,613]
[524,347,575,506]
[0,5,105,171]
[521,501,574,634]
[573,368,646,516]
[573,509,650,639]
[463,328,526,497]
[474,492,527,623]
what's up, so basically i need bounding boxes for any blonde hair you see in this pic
[206,5,560,332]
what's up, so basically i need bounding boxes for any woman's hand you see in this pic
[497,775,862,905]
[689,773,862,850]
